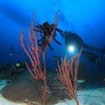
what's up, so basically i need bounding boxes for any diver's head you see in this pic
[64,31,84,53]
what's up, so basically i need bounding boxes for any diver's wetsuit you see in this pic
[64,31,102,52]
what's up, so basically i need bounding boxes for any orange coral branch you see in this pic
[20,13,58,105]
[57,51,81,105]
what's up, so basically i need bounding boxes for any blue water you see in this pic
[0,0,105,85]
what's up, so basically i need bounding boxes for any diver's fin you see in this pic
[53,37,62,45]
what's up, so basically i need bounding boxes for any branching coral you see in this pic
[57,51,81,105]
[20,14,58,105]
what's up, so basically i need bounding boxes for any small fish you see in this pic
[15,63,20,67]
[77,80,85,83]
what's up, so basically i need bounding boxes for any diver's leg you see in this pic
[84,44,101,51]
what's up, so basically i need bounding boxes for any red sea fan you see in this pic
[20,13,58,105]
[57,51,81,105]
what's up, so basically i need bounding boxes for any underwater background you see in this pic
[0,0,105,105]
[0,0,105,81]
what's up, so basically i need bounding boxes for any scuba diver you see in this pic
[63,31,105,67]
[33,20,105,67]
[64,31,104,52]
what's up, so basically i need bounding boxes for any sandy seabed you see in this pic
[1,61,102,105]
[0,80,105,105]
